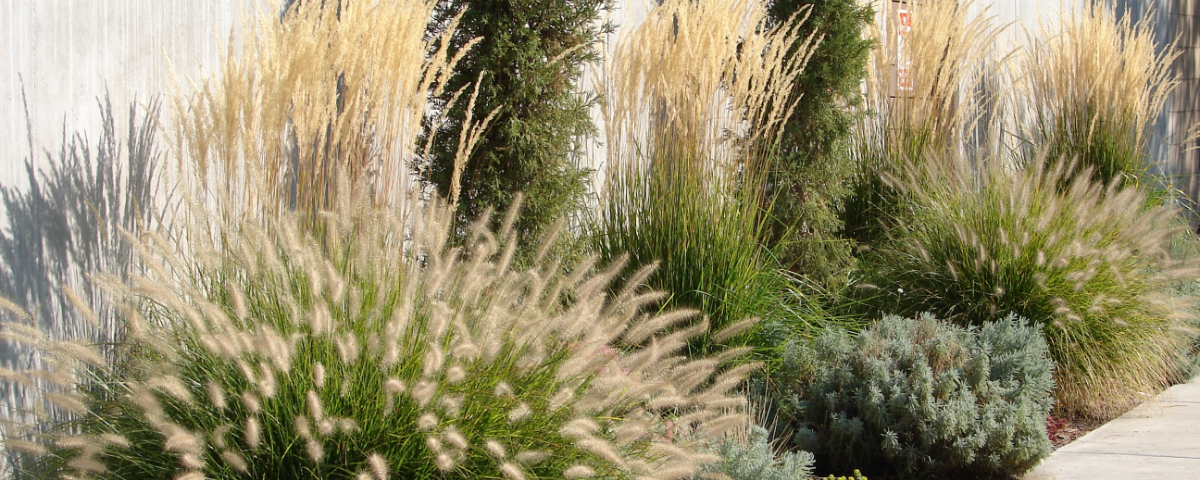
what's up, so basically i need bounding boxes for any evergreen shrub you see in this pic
[422,0,609,243]
[776,313,1055,478]
[764,0,874,287]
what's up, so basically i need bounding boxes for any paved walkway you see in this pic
[1024,375,1200,479]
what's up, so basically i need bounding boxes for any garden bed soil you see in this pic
[1047,414,1106,450]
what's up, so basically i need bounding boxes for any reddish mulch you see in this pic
[1046,414,1107,449]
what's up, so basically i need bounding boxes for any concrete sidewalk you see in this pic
[1024,376,1200,479]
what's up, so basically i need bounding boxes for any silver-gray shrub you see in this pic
[776,313,1054,478]
[701,425,815,480]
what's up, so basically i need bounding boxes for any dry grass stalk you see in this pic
[169,0,489,220]
[603,0,815,185]
[844,0,1009,243]
[1018,0,1176,187]
[593,0,817,345]
[858,0,1003,161]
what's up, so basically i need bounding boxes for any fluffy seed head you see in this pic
[164,429,203,454]
[445,365,466,383]
[206,381,227,410]
[564,465,596,479]
[211,425,231,449]
[417,412,438,431]
[245,417,262,449]
[548,388,573,410]
[500,462,527,480]
[314,363,327,388]
[67,454,108,473]
[384,378,406,394]
[318,419,335,436]
[368,452,388,480]
[307,438,325,463]
[515,450,549,465]
[258,362,277,398]
[222,450,249,472]
[486,439,507,458]
[439,395,462,416]
[435,453,455,471]
[440,426,466,448]
[412,381,437,406]
[295,416,313,440]
[307,390,324,421]
[508,403,531,423]
[180,453,204,470]
[241,391,261,413]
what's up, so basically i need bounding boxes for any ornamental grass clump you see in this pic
[777,313,1055,478]
[0,191,759,479]
[594,0,817,352]
[1019,1,1176,196]
[843,0,1002,246]
[862,158,1198,418]
[171,0,491,220]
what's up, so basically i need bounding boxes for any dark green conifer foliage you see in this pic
[422,0,610,243]
[764,0,873,287]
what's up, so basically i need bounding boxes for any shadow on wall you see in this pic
[0,94,161,432]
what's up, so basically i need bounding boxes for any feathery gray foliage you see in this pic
[702,425,815,480]
[777,313,1055,478]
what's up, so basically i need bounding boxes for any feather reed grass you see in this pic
[1019,1,1176,195]
[170,0,491,221]
[593,0,817,353]
[843,0,1004,245]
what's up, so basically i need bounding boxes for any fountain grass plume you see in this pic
[861,155,1198,418]
[2,183,757,479]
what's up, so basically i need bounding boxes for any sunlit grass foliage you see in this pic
[860,158,1197,417]
[593,0,817,353]
[1,189,758,479]
[1019,1,1176,195]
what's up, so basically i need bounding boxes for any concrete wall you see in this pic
[0,1,258,185]
[0,0,1195,203]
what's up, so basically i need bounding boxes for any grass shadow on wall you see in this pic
[0,94,161,473]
